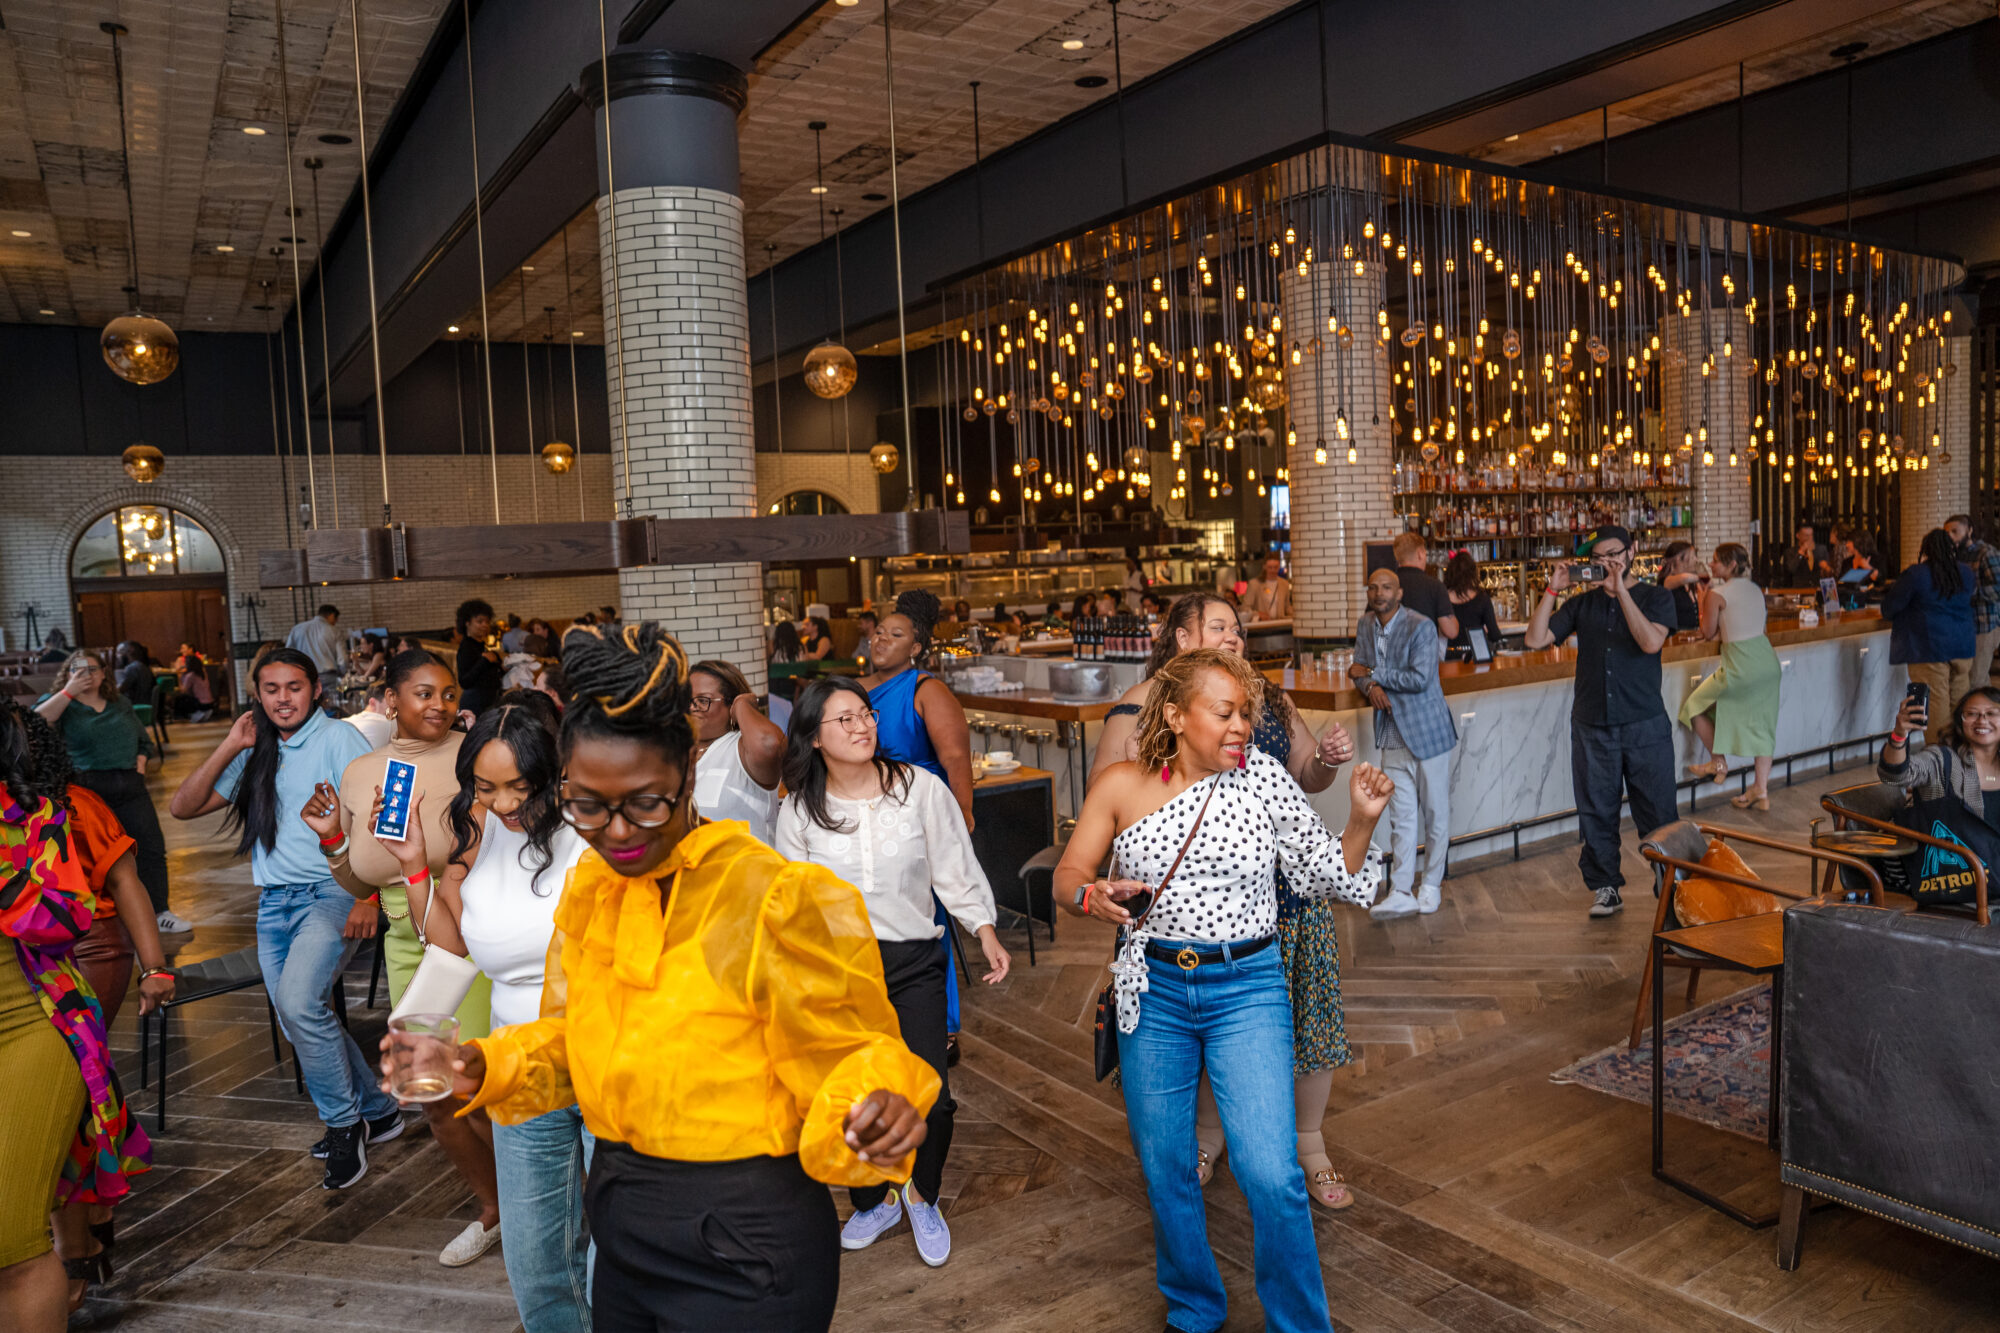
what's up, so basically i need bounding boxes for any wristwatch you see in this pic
[1073,881,1093,908]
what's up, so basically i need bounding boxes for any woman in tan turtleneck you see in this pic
[301,649,500,1268]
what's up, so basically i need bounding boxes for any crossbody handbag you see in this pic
[388,872,480,1021]
[1092,776,1221,1081]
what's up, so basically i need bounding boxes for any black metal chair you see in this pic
[1820,782,1991,925]
[138,947,281,1132]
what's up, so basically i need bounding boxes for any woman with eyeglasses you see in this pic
[776,678,1009,1269]
[301,649,501,1268]
[363,692,592,1332]
[433,623,936,1330]
[687,660,785,845]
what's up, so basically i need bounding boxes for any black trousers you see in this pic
[849,936,953,1211]
[587,1144,839,1332]
[1570,713,1678,892]
[75,767,170,914]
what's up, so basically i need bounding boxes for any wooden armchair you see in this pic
[1819,783,1990,926]
[1631,821,1882,1049]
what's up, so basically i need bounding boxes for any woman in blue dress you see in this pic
[860,590,978,1055]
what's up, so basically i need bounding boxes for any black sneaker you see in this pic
[1588,886,1624,918]
[311,1110,406,1159]
[321,1122,367,1190]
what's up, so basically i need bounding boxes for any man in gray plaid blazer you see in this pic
[1350,567,1458,917]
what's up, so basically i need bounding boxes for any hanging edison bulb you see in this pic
[1399,325,1425,347]
[1123,445,1149,472]
[121,442,165,483]
[1132,363,1154,384]
[962,405,978,422]
[982,397,999,417]
[868,441,900,474]
[540,440,577,474]
[102,313,180,385]
[1502,328,1521,360]
[802,341,858,398]
[1419,440,1440,463]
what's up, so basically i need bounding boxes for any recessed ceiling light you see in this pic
[9,229,28,237]
[448,324,461,333]
[835,0,859,6]
[522,265,535,272]
[809,184,828,194]
[1505,133,1520,142]
[1075,74,1107,88]
[571,331,584,337]
[317,133,352,145]
[242,126,267,136]
[1061,38,1084,50]
[215,244,235,252]
[38,308,54,315]
[862,191,887,201]
[252,303,275,311]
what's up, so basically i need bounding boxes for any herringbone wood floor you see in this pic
[72,726,2000,1330]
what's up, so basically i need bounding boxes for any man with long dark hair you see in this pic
[168,646,400,1189]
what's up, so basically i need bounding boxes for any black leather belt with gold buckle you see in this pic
[1144,934,1277,970]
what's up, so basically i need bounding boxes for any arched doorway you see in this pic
[70,505,233,706]
[761,491,860,617]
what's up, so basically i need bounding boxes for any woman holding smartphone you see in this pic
[1053,650,1390,1333]
[432,623,937,1330]
[775,677,1009,1269]
[301,649,500,1269]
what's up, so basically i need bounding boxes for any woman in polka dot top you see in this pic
[775,677,1011,1270]
[1053,649,1391,1333]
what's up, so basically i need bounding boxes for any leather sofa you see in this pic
[1777,900,2000,1267]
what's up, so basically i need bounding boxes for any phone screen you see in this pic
[373,758,418,842]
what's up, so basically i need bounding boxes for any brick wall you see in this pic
[1279,260,1396,639]
[600,186,771,692]
[755,452,882,515]
[0,453,620,666]
[1899,334,1972,566]
[1661,309,1753,559]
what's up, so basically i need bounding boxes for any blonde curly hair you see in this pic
[1134,648,1263,772]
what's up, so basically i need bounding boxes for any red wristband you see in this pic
[318,832,344,848]
[405,866,431,887]
[1888,732,1907,746]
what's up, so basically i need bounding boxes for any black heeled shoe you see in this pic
[90,1215,116,1273]
[64,1249,112,1313]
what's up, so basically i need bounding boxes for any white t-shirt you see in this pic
[457,812,589,1030]
[343,710,393,749]
[693,729,779,846]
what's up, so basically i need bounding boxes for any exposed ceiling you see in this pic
[0,0,450,332]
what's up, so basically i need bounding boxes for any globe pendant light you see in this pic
[800,122,857,400]
[869,441,900,474]
[122,442,165,483]
[539,306,574,474]
[100,24,179,386]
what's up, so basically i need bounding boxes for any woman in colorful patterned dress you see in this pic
[0,700,148,1329]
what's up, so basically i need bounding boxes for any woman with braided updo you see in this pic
[436,622,938,1331]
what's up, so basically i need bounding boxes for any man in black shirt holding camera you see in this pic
[1525,525,1679,918]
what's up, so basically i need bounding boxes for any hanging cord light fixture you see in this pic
[802,123,858,400]
[304,156,342,526]
[274,0,326,527]
[593,0,633,516]
[830,206,854,453]
[561,227,585,516]
[539,305,575,478]
[99,22,179,387]
[765,242,785,455]
[347,0,393,524]
[461,0,501,522]
[880,0,916,501]
[518,265,540,519]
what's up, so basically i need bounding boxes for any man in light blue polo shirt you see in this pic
[170,645,402,1190]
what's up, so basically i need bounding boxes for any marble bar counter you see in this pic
[1279,609,1901,863]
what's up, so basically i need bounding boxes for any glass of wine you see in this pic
[386,1014,461,1103]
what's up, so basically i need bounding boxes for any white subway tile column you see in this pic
[1899,334,1972,567]
[583,51,769,691]
[1278,257,1395,641]
[1661,309,1753,559]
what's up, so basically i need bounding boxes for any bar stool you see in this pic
[1025,727,1054,771]
[966,711,992,753]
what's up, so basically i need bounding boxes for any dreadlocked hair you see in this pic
[893,588,941,667]
[0,700,63,813]
[17,707,76,815]
[1134,648,1263,774]
[558,621,694,765]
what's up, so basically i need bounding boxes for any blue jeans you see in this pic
[493,1106,594,1333]
[1120,941,1329,1333]
[256,881,399,1129]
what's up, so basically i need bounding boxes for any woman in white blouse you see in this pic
[1052,649,1391,1333]
[381,695,593,1333]
[687,659,784,843]
[775,677,1010,1271]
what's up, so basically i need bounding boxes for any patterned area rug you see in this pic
[1551,985,1771,1140]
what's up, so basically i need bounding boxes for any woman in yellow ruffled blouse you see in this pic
[432,623,937,1331]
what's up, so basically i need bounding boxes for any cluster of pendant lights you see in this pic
[925,140,1961,516]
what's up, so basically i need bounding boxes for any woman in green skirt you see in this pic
[1680,543,1782,810]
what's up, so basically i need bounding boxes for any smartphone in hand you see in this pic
[1904,680,1932,727]
[373,758,418,842]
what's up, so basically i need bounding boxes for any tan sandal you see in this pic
[1305,1165,1356,1211]
[1729,790,1770,811]
[1196,1147,1215,1188]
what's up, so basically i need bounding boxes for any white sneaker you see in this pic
[1588,886,1624,918]
[1370,889,1420,920]
[438,1219,501,1267]
[903,1185,951,1267]
[155,910,194,933]
[1416,884,1442,915]
[840,1193,902,1251]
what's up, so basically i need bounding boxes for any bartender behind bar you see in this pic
[1524,525,1679,921]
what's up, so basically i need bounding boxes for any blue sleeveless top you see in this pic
[869,667,946,782]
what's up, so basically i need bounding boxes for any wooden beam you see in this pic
[257,511,967,588]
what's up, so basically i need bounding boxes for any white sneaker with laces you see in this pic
[1588,886,1624,918]
[903,1185,951,1267]
[438,1220,501,1267]
[1415,884,1442,915]
[839,1194,902,1251]
[155,910,194,933]
[1369,889,1420,920]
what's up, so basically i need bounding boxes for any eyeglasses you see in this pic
[1961,710,2000,723]
[820,709,879,735]
[558,788,681,831]
[689,694,727,712]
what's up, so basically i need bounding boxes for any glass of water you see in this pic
[386,1014,461,1103]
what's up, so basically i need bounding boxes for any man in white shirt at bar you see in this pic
[1244,553,1293,622]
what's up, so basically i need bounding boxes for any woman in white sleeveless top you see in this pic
[1680,543,1782,809]
[391,696,592,1332]
[688,660,785,844]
